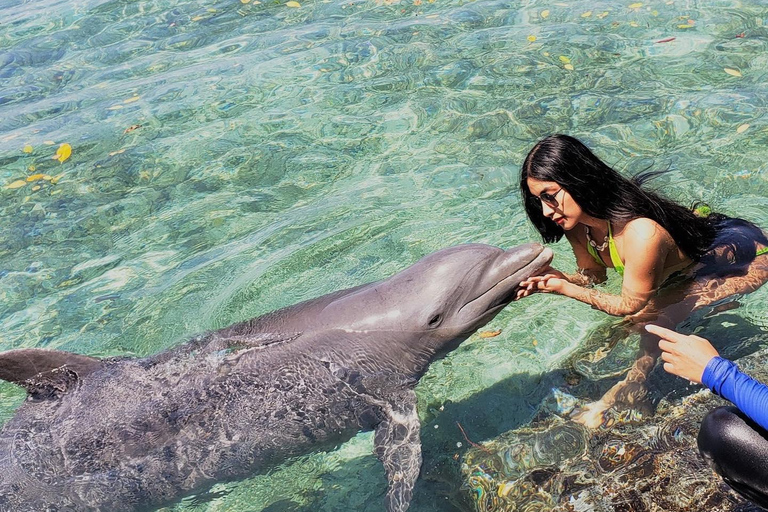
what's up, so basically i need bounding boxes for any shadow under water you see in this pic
[453,305,768,512]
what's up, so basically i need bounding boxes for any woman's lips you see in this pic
[554,217,565,225]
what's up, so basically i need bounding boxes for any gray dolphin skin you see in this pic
[0,242,552,512]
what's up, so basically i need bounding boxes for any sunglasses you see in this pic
[530,188,564,209]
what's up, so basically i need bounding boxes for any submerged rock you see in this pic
[461,348,768,512]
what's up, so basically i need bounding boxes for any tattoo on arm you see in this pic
[569,286,648,316]
[563,269,606,287]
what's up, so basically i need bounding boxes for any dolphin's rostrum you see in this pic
[0,243,552,511]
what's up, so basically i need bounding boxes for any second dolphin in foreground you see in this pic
[0,243,553,512]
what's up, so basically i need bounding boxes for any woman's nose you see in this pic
[541,202,555,217]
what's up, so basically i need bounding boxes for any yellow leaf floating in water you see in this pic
[541,9,549,18]
[27,174,49,182]
[51,174,64,185]
[55,143,72,163]
[628,2,642,8]
[123,95,140,104]
[527,35,537,42]
[724,67,742,77]
[564,63,574,70]
[559,55,571,64]
[677,24,693,28]
[737,124,750,134]
[286,1,301,6]
[23,145,33,154]
[6,180,27,190]
[581,11,592,17]
[479,330,502,338]
[32,185,41,192]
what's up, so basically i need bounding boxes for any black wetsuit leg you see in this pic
[698,406,768,510]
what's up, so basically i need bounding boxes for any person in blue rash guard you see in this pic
[647,323,768,509]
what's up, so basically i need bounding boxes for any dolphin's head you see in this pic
[402,243,554,335]
[320,243,552,347]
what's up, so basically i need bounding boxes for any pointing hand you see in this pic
[645,324,719,385]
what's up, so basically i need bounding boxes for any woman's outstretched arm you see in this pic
[519,219,672,316]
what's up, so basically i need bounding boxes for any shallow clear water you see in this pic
[1,0,768,510]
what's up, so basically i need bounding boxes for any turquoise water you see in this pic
[2,0,768,510]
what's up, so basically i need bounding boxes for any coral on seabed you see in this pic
[461,348,768,512]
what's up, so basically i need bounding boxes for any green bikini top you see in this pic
[586,222,625,276]
[587,217,768,276]
[586,223,768,277]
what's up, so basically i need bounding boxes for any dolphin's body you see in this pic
[0,243,552,512]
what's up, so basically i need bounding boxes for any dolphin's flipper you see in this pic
[0,348,103,398]
[374,389,422,512]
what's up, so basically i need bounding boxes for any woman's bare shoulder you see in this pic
[623,217,673,244]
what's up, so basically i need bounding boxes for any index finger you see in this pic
[644,324,689,343]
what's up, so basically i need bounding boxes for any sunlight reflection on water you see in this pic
[1,0,767,510]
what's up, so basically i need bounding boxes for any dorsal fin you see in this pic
[0,349,103,399]
[211,332,303,352]
[143,332,304,368]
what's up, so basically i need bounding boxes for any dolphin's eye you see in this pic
[428,314,442,328]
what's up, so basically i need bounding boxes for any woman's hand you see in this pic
[645,324,719,385]
[517,267,567,299]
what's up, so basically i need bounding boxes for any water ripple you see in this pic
[2,0,768,510]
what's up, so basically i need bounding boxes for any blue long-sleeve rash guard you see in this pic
[702,356,768,432]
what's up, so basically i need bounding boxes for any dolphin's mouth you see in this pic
[487,280,529,311]
[487,246,554,310]
[460,245,554,318]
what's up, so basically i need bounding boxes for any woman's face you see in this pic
[526,177,584,230]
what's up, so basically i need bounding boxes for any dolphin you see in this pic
[0,243,552,512]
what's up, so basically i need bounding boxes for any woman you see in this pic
[516,134,768,427]
[648,323,768,509]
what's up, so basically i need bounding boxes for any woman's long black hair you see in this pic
[520,134,766,270]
